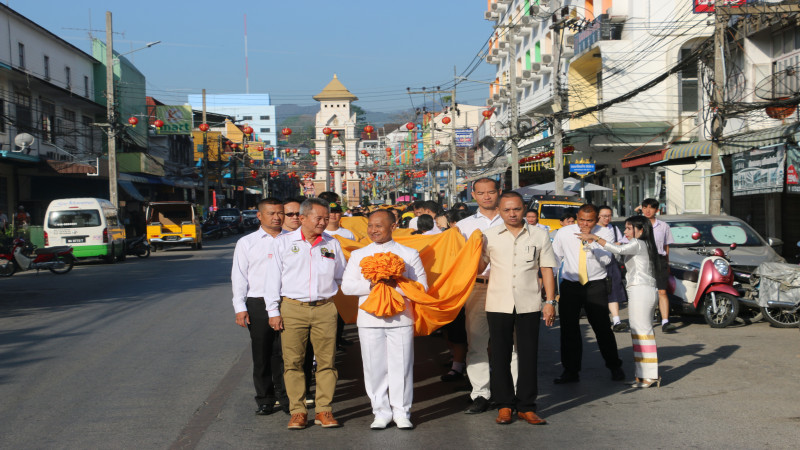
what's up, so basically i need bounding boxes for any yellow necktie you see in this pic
[578,242,589,285]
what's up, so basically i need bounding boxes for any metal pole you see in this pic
[105,12,118,208]
[449,67,458,206]
[709,0,725,215]
[552,4,565,196]
[509,26,520,190]
[202,89,209,216]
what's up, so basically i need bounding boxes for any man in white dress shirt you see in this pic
[231,198,288,416]
[265,198,347,429]
[324,202,355,241]
[455,178,518,414]
[341,210,427,430]
[551,204,624,384]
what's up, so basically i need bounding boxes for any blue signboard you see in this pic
[455,129,474,148]
[570,163,595,175]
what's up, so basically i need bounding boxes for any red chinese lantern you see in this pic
[442,116,451,125]
[291,161,297,166]
[250,170,257,178]
[349,171,354,175]
[269,161,274,165]
[766,98,797,119]
[154,119,164,129]
[385,147,392,154]
[243,126,254,135]
[334,161,339,165]
[354,161,359,166]
[322,127,332,135]
[430,149,436,154]
[482,109,493,119]
[337,149,344,156]
[128,117,139,127]
[250,159,255,164]
[232,143,239,150]
[435,140,440,145]
[364,125,374,136]
[281,127,292,136]
[333,130,340,138]
[198,123,209,132]
[311,161,318,166]
[405,122,415,131]
[257,146,264,152]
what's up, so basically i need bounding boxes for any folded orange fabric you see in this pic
[333,228,483,336]
[358,252,409,317]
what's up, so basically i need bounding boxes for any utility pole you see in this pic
[708,0,725,215]
[551,2,566,196]
[508,27,521,190]
[202,89,209,215]
[105,12,118,208]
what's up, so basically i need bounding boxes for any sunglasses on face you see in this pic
[285,212,300,217]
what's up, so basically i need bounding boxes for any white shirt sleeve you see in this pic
[333,239,346,286]
[230,239,249,314]
[405,250,428,291]
[264,238,284,317]
[591,226,614,266]
[341,251,370,296]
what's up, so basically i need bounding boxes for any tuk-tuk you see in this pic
[145,202,203,250]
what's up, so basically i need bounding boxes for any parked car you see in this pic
[44,197,126,263]
[241,209,260,230]
[216,208,245,234]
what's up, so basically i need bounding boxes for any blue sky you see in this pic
[12,0,496,112]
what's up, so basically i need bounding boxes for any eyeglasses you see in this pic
[285,212,300,217]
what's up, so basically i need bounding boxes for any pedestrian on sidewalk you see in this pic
[576,215,661,388]
[598,206,629,332]
[341,209,427,430]
[230,198,289,416]
[265,198,346,430]
[480,192,557,425]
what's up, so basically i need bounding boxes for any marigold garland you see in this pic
[359,252,408,317]
[359,252,406,283]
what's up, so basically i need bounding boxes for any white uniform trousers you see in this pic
[627,284,659,379]
[465,283,518,400]
[358,325,414,421]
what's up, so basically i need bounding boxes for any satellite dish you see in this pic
[13,133,35,153]
[754,66,800,100]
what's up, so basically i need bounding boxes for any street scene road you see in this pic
[1,238,798,449]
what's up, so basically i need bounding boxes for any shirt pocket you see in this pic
[524,245,538,263]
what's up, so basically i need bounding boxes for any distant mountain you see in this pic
[276,104,413,127]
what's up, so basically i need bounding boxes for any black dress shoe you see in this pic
[464,396,489,414]
[256,404,274,415]
[611,367,625,381]
[281,403,290,415]
[662,322,677,333]
[553,372,580,384]
[440,369,464,382]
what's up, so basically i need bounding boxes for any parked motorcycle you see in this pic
[739,261,800,328]
[667,232,741,328]
[125,235,151,258]
[201,218,234,240]
[0,237,74,277]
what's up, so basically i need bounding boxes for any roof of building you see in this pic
[1,4,98,63]
[313,74,358,102]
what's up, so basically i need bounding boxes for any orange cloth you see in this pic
[332,228,483,336]
[358,252,408,317]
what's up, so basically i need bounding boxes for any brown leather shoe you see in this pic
[495,408,513,425]
[518,411,547,425]
[287,413,307,429]
[314,411,341,428]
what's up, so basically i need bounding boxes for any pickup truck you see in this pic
[145,202,203,250]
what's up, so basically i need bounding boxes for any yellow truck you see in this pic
[527,195,583,231]
[145,202,203,250]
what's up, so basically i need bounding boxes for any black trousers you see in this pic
[487,310,540,413]
[559,280,622,374]
[246,297,287,407]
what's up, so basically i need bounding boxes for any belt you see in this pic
[475,278,489,284]
[282,296,334,307]
[246,296,264,301]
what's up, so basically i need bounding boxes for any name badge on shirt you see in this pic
[321,247,335,259]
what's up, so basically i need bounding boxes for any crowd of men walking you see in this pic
[230,179,673,430]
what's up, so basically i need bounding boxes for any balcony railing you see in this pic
[574,14,623,55]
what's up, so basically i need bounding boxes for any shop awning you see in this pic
[663,141,712,160]
[119,173,150,184]
[621,149,666,168]
[0,150,40,163]
[722,122,800,155]
[118,180,146,201]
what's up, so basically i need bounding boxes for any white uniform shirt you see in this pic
[552,223,614,283]
[456,210,503,277]
[408,216,419,230]
[230,227,283,313]
[422,224,442,235]
[341,240,428,328]
[264,229,346,317]
[325,227,355,241]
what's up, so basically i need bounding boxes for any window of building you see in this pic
[82,115,94,153]
[44,55,50,80]
[525,49,531,71]
[63,109,77,150]
[265,140,271,145]
[18,43,25,68]
[260,127,270,133]
[534,41,541,63]
[14,92,32,132]
[242,115,253,120]
[0,99,4,133]
[65,66,71,90]
[260,115,270,120]
[41,100,56,143]
[84,76,90,98]
[679,48,699,113]
[682,169,707,213]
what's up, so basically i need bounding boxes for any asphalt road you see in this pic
[1,235,798,449]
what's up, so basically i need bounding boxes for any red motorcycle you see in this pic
[0,237,74,277]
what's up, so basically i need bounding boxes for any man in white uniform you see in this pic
[341,210,427,430]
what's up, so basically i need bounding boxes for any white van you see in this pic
[44,198,126,263]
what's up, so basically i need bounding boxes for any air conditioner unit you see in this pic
[529,5,540,15]
[522,70,532,79]
[498,41,509,49]
[530,63,542,72]
[514,34,524,43]
[487,98,495,107]
[499,88,508,97]
[531,73,542,81]
[491,3,508,13]
[562,49,574,58]
[539,66,553,74]
[565,34,575,48]
[541,54,553,65]
[484,11,499,20]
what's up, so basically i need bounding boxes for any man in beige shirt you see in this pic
[480,192,557,426]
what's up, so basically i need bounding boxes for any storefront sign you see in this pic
[155,105,193,135]
[570,163,595,176]
[693,0,745,14]
[732,144,786,196]
[455,129,474,148]
[787,145,800,194]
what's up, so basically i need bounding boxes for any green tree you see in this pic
[351,104,367,126]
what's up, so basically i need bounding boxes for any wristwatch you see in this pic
[544,300,557,306]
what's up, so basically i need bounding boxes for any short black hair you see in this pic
[452,202,468,210]
[641,198,659,209]
[526,209,539,217]
[283,197,302,206]
[499,191,524,203]
[421,200,441,215]
[414,214,434,234]
[577,203,599,217]
[561,211,577,221]
[472,177,500,191]
[412,201,425,210]
[257,198,283,209]
[318,191,339,204]
[598,205,613,214]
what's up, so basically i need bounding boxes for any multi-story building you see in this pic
[0,3,105,220]
[187,94,277,147]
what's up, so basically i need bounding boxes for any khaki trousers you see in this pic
[280,299,338,414]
